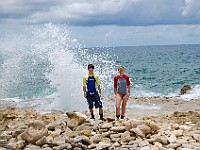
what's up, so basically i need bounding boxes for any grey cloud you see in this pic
[0,0,200,26]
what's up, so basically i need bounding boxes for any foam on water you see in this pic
[180,85,200,100]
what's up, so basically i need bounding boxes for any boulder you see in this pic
[110,126,126,132]
[20,128,48,144]
[66,112,87,129]
[180,84,191,95]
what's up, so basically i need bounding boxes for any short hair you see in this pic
[118,66,124,71]
[88,64,94,69]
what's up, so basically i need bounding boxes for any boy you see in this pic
[114,66,130,119]
[83,64,104,120]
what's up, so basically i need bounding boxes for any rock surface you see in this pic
[0,108,199,150]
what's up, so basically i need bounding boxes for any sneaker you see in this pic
[100,117,106,121]
[90,114,95,119]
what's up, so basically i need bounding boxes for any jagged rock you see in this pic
[12,129,26,138]
[24,144,41,150]
[66,112,87,129]
[180,84,191,95]
[101,123,113,129]
[192,134,200,142]
[52,143,72,150]
[29,120,45,130]
[110,126,126,132]
[172,130,183,137]
[36,136,53,146]
[96,142,111,150]
[121,131,131,143]
[15,140,26,149]
[125,119,144,130]
[80,130,92,137]
[168,134,177,143]
[155,136,169,145]
[20,128,48,144]
[90,134,102,143]
[130,128,145,138]
[144,120,159,132]
[169,143,181,149]
[52,136,65,146]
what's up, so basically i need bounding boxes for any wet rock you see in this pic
[180,84,191,95]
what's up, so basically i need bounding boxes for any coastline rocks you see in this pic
[0,108,200,150]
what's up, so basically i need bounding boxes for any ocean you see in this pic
[0,23,200,110]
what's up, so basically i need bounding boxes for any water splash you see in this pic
[0,23,117,111]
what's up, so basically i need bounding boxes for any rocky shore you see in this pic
[0,107,200,150]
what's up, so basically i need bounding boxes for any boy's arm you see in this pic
[98,85,102,97]
[83,77,87,98]
[95,75,102,97]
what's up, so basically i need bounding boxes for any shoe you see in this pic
[100,117,106,121]
[90,114,95,119]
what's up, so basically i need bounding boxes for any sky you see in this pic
[0,0,200,47]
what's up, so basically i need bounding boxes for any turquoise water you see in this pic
[87,45,200,96]
[0,24,200,100]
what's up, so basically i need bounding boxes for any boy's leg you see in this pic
[94,93,104,120]
[87,94,95,119]
[121,94,128,118]
[116,93,122,119]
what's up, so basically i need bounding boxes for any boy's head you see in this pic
[88,64,94,74]
[118,66,125,74]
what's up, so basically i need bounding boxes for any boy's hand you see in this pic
[99,92,102,98]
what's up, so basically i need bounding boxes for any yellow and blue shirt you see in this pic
[83,74,100,92]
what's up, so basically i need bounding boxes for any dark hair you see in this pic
[88,64,94,69]
[118,66,124,71]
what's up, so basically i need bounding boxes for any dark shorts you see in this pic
[86,92,103,109]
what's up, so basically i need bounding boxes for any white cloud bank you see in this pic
[0,0,200,26]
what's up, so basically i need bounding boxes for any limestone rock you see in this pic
[110,126,126,132]
[66,112,87,129]
[101,123,113,129]
[96,142,111,150]
[52,143,72,150]
[168,134,177,143]
[155,136,168,145]
[29,120,45,130]
[52,136,65,146]
[90,134,102,143]
[20,128,48,144]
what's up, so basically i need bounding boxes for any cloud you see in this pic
[0,0,200,26]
